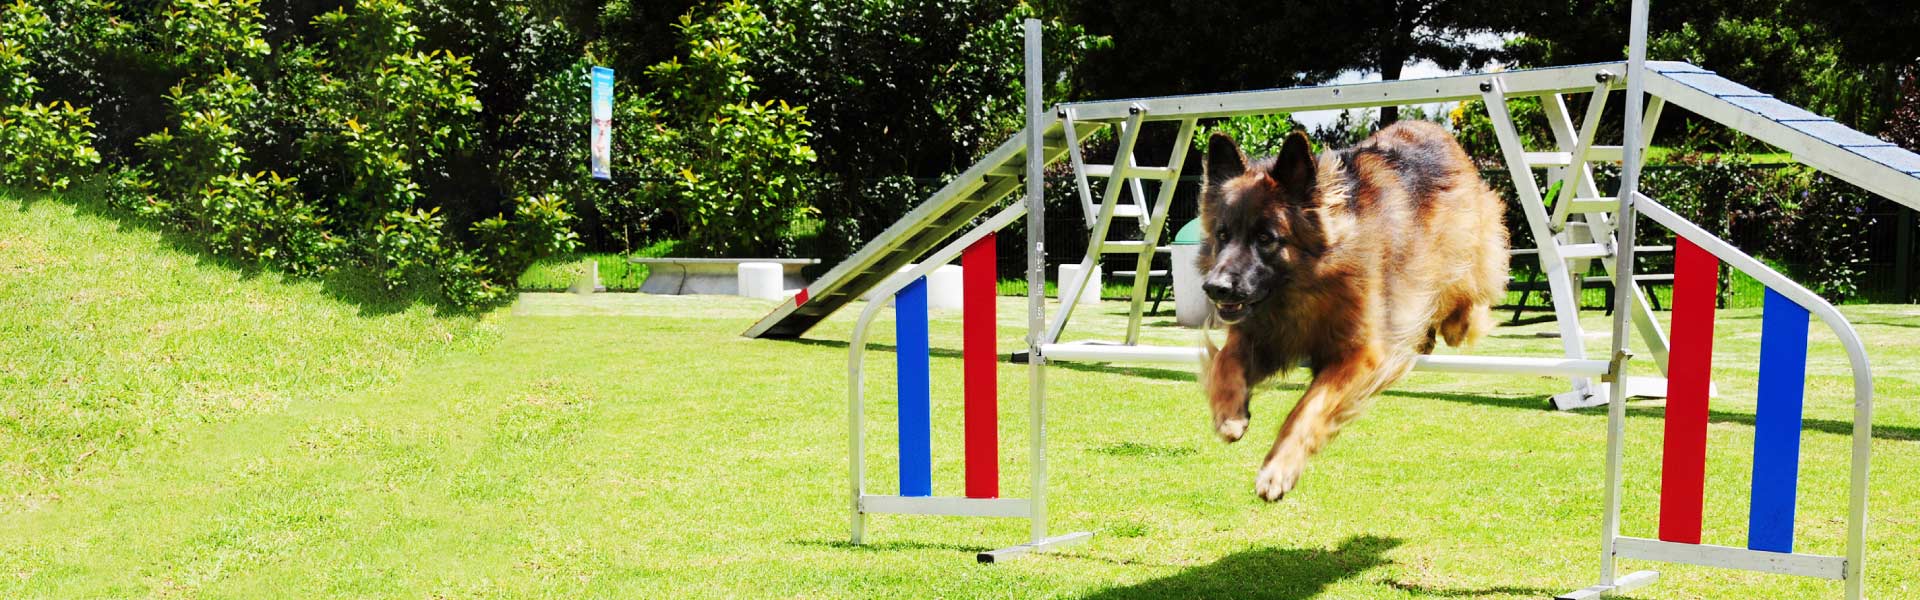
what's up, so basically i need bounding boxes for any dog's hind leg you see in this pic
[1434,302,1471,347]
[1255,348,1414,501]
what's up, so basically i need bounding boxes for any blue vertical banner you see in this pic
[589,66,614,180]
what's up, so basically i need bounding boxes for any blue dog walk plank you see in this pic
[1726,96,1826,124]
[1647,61,1712,74]
[1849,145,1920,176]
[1749,288,1810,553]
[1785,120,1893,149]
[1662,71,1767,99]
[895,277,933,497]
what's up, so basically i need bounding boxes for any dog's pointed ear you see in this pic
[1204,133,1247,185]
[1269,131,1316,198]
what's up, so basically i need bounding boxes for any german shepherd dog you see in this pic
[1198,121,1508,501]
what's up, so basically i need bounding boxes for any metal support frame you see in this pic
[1045,110,1199,348]
[845,20,1093,563]
[1123,119,1198,344]
[1018,18,1087,561]
[1045,107,1147,347]
[1554,193,1877,600]
[840,8,1894,583]
[848,205,1029,548]
[1039,64,1670,412]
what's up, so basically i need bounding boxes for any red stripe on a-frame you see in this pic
[1659,236,1717,544]
[962,234,999,498]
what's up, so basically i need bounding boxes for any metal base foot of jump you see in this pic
[1556,570,1659,599]
[1551,376,1669,410]
[977,531,1093,563]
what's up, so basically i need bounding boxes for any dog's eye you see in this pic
[1257,232,1277,244]
[1214,230,1230,243]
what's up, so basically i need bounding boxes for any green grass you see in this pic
[1645,146,1796,165]
[517,241,681,293]
[6,188,1920,598]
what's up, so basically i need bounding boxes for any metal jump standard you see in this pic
[783,2,1914,596]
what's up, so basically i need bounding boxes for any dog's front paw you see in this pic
[1254,458,1303,502]
[1214,415,1249,443]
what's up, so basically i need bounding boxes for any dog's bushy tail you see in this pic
[1197,314,1221,391]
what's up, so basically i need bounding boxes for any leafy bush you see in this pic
[620,1,817,257]
[45,0,575,309]
[0,0,101,191]
[1192,113,1303,158]
[1886,63,1920,151]
[1450,96,1552,166]
[0,101,101,191]
[470,194,582,282]
[752,1,1104,262]
[1598,154,1877,304]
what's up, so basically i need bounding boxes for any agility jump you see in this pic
[805,1,1912,596]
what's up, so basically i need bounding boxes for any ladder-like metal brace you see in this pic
[1482,75,1673,409]
[1045,106,1197,346]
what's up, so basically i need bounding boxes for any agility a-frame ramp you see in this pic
[751,59,1671,409]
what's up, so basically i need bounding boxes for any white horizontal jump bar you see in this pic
[1417,354,1612,377]
[1039,343,1202,363]
[1612,536,1847,581]
[1037,344,1609,377]
[858,495,1032,518]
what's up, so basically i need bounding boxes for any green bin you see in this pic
[1170,219,1207,327]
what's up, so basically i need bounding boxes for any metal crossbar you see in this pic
[1039,67,1672,410]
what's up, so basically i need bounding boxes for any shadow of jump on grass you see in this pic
[781,336,1203,384]
[1392,388,1920,442]
[1078,535,1401,600]
[788,538,991,554]
[1383,579,1562,598]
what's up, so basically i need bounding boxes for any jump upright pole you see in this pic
[1568,0,1664,594]
[976,17,1092,563]
[1023,16,1048,549]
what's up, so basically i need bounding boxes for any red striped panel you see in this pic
[962,234,998,498]
[1660,236,1717,544]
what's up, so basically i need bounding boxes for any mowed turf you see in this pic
[4,190,1919,598]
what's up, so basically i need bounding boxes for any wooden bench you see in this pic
[630,257,819,296]
[1507,245,1675,321]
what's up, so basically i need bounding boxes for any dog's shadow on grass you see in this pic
[1077,535,1401,600]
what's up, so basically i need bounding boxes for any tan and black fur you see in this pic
[1197,121,1508,501]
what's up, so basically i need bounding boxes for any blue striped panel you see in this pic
[895,277,933,497]
[1749,288,1810,553]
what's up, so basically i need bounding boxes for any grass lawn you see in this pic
[5,189,1920,598]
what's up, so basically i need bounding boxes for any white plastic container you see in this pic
[925,265,965,310]
[737,262,786,300]
[1056,263,1102,306]
[1171,244,1207,327]
[860,264,964,309]
[1171,219,1208,327]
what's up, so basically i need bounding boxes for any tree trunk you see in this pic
[1380,5,1411,128]
[1379,54,1405,126]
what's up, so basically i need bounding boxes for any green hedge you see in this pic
[2,0,585,309]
